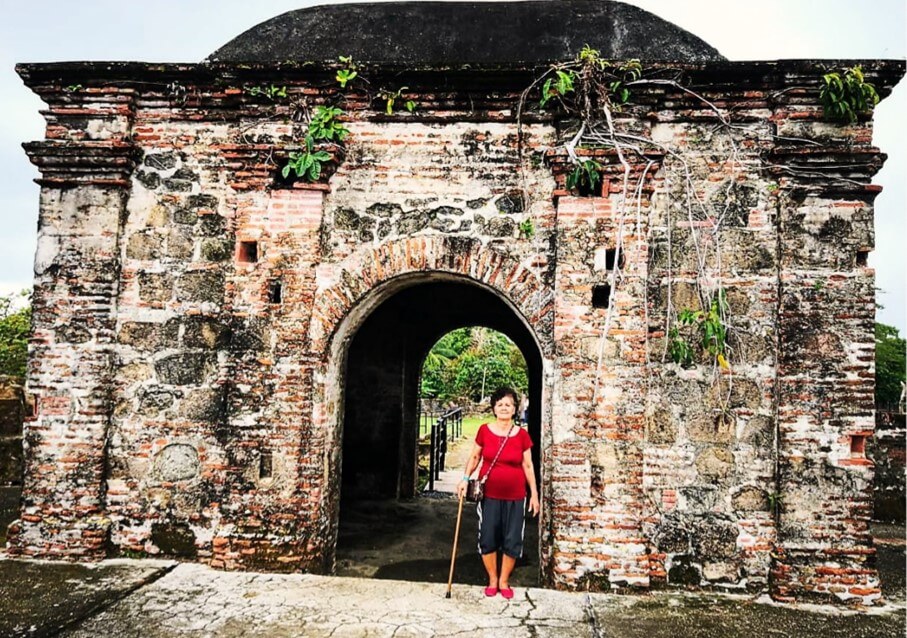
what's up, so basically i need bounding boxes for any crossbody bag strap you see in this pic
[479,424,515,483]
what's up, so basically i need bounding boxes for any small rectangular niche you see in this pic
[268,280,283,304]
[237,240,259,263]
[850,435,867,457]
[605,248,625,271]
[856,250,870,267]
[592,284,611,309]
[259,450,273,479]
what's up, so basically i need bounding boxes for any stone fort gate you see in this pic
[7,2,904,605]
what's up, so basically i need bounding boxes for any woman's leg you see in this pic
[499,554,517,588]
[481,552,499,588]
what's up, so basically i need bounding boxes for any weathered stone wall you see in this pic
[7,60,903,606]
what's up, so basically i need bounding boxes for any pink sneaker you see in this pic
[499,587,514,600]
[484,586,498,597]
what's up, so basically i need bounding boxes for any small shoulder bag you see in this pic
[466,424,514,502]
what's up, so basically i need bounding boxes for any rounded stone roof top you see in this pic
[208,1,725,65]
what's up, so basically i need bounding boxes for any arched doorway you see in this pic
[333,275,544,584]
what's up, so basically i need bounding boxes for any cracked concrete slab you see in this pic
[55,560,905,638]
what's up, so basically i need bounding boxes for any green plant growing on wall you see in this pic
[245,84,288,100]
[668,295,731,369]
[539,70,576,108]
[336,56,358,88]
[518,218,535,240]
[282,137,333,181]
[379,87,416,115]
[308,105,350,142]
[281,105,350,182]
[819,65,879,123]
[566,158,603,194]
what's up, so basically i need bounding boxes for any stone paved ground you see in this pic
[54,560,906,638]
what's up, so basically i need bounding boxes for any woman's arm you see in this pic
[522,449,540,516]
[456,443,483,498]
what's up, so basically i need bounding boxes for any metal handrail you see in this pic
[427,407,464,491]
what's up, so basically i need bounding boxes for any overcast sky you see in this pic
[0,0,904,331]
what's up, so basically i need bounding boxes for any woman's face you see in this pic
[493,396,516,419]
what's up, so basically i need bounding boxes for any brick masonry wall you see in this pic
[8,60,904,604]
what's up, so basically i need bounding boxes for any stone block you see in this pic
[117,321,179,351]
[153,444,199,481]
[695,447,734,480]
[176,271,225,304]
[155,353,216,386]
[138,271,174,303]
[179,387,226,422]
[126,232,165,260]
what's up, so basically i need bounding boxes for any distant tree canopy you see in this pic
[876,322,906,409]
[420,327,528,404]
[0,291,31,380]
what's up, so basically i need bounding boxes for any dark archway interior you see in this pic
[341,278,543,502]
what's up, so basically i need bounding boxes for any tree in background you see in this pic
[0,291,31,380]
[421,327,528,404]
[876,322,906,409]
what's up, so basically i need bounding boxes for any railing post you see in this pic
[429,422,437,491]
[439,417,447,472]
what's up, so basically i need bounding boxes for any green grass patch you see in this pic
[461,415,488,439]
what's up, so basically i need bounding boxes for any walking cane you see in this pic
[445,491,466,598]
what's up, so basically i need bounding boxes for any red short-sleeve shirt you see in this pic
[475,424,533,500]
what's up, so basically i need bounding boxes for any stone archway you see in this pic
[309,236,554,576]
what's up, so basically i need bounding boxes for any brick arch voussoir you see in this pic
[311,236,552,357]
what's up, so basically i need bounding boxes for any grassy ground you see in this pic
[460,414,488,439]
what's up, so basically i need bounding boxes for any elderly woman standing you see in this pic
[457,387,539,599]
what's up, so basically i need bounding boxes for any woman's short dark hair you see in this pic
[490,387,519,411]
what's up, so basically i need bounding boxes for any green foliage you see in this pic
[0,291,31,379]
[420,327,528,403]
[540,50,642,110]
[668,327,695,368]
[308,105,350,142]
[566,158,603,194]
[876,322,906,408]
[336,56,358,88]
[819,65,879,123]
[767,492,784,515]
[519,218,535,240]
[245,84,288,100]
[380,87,416,115]
[281,105,349,182]
[540,70,576,108]
[607,59,642,106]
[64,84,83,93]
[282,137,332,181]
[668,295,730,369]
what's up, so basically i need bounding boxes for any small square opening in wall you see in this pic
[850,435,867,457]
[856,250,870,267]
[268,280,283,304]
[238,241,259,263]
[605,248,625,271]
[259,450,273,479]
[592,284,611,309]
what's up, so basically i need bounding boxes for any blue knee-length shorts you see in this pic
[477,497,526,558]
